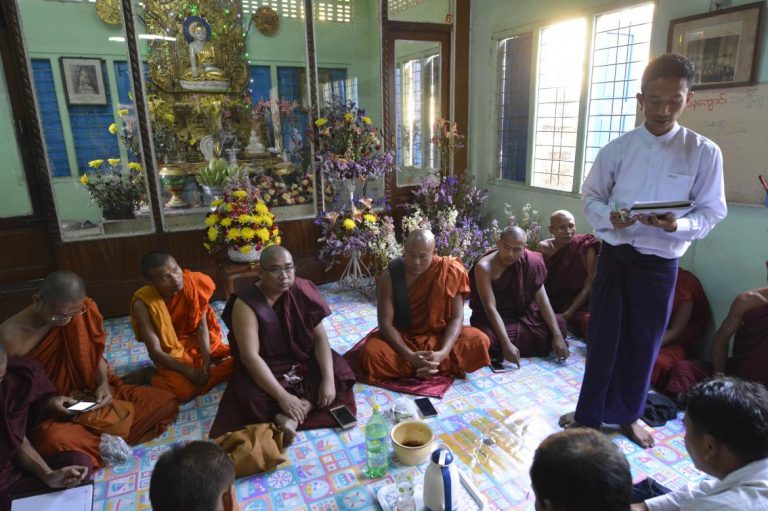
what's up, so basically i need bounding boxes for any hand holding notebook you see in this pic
[628,200,695,218]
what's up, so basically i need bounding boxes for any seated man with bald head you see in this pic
[345,229,491,389]
[537,210,600,338]
[0,271,178,468]
[209,245,355,444]
[470,226,569,366]
[0,344,91,511]
[131,252,233,402]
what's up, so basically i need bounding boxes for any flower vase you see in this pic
[344,178,356,209]
[228,246,261,264]
[339,249,371,289]
[202,185,226,206]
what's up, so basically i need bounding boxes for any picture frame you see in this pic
[59,57,107,105]
[667,2,764,90]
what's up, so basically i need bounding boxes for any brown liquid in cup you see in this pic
[401,440,425,447]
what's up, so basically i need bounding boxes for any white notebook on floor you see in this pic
[11,483,92,511]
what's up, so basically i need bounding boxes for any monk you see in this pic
[131,252,233,401]
[470,226,569,366]
[209,245,355,444]
[0,344,91,511]
[538,210,600,338]
[0,271,178,468]
[346,229,490,385]
[651,268,710,394]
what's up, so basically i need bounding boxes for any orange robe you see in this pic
[28,298,178,468]
[350,256,490,383]
[130,270,233,401]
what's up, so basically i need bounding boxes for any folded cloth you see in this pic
[632,477,672,503]
[641,392,678,427]
[73,400,135,438]
[213,423,286,477]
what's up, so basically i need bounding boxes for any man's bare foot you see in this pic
[275,413,298,446]
[559,411,578,428]
[620,421,655,448]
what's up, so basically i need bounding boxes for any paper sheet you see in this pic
[11,483,92,511]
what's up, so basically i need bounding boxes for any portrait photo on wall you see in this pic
[667,2,764,89]
[60,57,107,105]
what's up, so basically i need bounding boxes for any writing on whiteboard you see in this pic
[687,88,765,113]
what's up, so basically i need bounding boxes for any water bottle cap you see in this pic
[431,446,454,466]
[373,404,380,412]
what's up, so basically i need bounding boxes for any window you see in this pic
[395,51,440,171]
[496,2,654,192]
[240,0,352,23]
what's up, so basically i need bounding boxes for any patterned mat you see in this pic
[92,284,704,511]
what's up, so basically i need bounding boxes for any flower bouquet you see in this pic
[80,159,145,220]
[204,189,281,261]
[505,202,543,250]
[431,118,465,178]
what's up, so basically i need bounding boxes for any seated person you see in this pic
[150,441,235,511]
[0,344,91,511]
[345,229,490,385]
[652,268,710,394]
[633,377,768,510]
[667,285,768,395]
[470,226,569,366]
[530,428,632,511]
[209,245,355,444]
[131,252,233,401]
[538,210,600,338]
[0,271,178,468]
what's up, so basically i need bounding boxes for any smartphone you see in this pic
[66,400,97,413]
[490,359,506,373]
[329,405,357,429]
[414,397,438,418]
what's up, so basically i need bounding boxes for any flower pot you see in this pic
[228,247,261,264]
[102,207,136,220]
[201,185,226,205]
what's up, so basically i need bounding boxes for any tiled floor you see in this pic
[92,284,704,511]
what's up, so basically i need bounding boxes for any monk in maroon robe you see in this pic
[209,246,355,444]
[538,210,600,338]
[469,226,569,366]
[0,345,91,511]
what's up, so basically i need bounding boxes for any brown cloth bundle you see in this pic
[213,423,286,477]
[73,400,135,438]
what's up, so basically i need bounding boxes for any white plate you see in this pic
[199,135,214,161]
[377,469,486,511]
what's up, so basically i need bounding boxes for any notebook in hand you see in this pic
[629,200,695,218]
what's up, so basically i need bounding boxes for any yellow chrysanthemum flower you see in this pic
[274,236,282,245]
[240,227,256,240]
[108,123,118,134]
[107,158,121,166]
[220,217,233,227]
[204,214,219,226]
[344,112,354,122]
[233,190,248,199]
[88,159,104,169]
[226,228,241,240]
[362,116,372,125]
[79,174,89,185]
[117,109,129,116]
[262,216,274,227]
[314,117,328,127]
[239,245,253,254]
[223,204,233,213]
[256,228,270,242]
[211,199,223,207]
[127,162,142,172]
[207,226,218,241]
[237,214,252,224]
[363,214,377,223]
[254,202,269,215]
[342,218,356,230]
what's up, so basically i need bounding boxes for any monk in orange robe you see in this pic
[0,271,179,468]
[131,252,233,402]
[345,229,490,389]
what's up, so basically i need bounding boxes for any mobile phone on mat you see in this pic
[414,397,438,418]
[489,359,506,373]
[329,405,358,429]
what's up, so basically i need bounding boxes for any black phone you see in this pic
[329,405,357,429]
[490,359,506,373]
[65,400,97,413]
[414,397,438,418]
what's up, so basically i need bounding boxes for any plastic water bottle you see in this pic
[364,405,389,478]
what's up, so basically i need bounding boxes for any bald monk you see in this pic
[346,229,490,384]
[131,252,233,401]
[470,226,569,367]
[0,344,91,511]
[0,271,178,468]
[209,245,355,444]
[538,210,600,338]
[651,268,710,394]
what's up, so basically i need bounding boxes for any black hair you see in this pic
[530,429,631,511]
[39,270,86,304]
[641,53,696,92]
[682,377,768,463]
[149,441,235,511]
[140,252,173,281]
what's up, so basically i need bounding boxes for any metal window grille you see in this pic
[496,32,532,182]
[240,0,352,23]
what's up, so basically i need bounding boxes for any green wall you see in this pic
[0,56,32,217]
[470,0,768,345]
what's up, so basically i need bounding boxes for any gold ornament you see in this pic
[96,0,122,26]
[252,7,280,36]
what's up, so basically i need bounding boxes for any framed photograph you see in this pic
[667,2,764,89]
[59,57,107,105]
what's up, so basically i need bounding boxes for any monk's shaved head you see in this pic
[39,271,86,304]
[260,244,291,267]
[141,252,174,280]
[500,225,527,243]
[550,210,575,226]
[405,228,435,247]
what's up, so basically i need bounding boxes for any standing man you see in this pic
[560,54,727,447]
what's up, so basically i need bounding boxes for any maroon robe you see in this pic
[543,233,600,337]
[469,249,567,358]
[209,278,356,438]
[1,358,92,510]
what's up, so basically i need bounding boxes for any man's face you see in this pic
[35,295,87,326]
[260,252,296,293]
[637,77,693,136]
[497,236,526,266]
[149,258,184,298]
[548,214,576,245]
[403,240,434,276]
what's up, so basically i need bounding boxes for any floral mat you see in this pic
[92,284,704,511]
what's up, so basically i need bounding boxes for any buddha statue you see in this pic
[180,20,230,92]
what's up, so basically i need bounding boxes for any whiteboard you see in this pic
[679,83,768,205]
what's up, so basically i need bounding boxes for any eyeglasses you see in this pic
[265,265,297,277]
[48,308,87,322]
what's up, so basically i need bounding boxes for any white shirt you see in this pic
[645,458,768,511]
[582,123,726,259]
